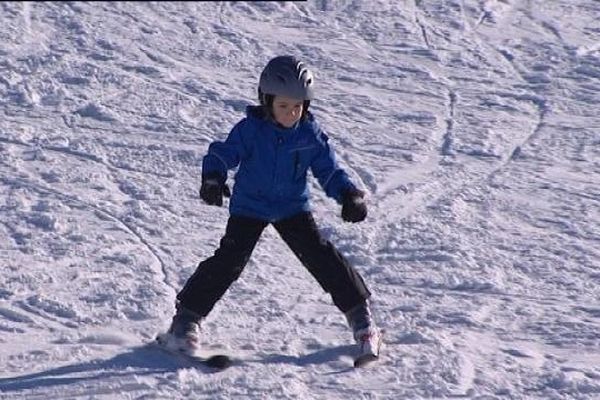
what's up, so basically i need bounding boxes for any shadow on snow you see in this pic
[0,344,189,393]
[254,344,357,367]
[0,343,359,393]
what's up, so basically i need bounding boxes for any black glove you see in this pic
[341,188,367,223]
[199,174,231,206]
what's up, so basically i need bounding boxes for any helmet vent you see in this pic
[259,55,315,100]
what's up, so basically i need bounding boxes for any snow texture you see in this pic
[1,1,599,399]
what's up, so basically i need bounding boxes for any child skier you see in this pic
[158,55,381,364]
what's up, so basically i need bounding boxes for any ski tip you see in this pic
[155,333,170,345]
[353,354,378,368]
[204,354,232,370]
[153,337,232,371]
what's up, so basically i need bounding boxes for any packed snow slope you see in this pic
[1,1,599,399]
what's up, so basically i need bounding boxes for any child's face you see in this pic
[272,96,304,128]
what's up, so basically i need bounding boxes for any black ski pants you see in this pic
[176,211,371,317]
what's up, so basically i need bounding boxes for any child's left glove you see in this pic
[341,188,367,223]
[200,173,231,207]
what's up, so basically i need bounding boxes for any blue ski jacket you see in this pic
[202,106,358,222]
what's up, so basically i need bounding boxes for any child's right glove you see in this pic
[200,173,231,206]
[341,188,367,223]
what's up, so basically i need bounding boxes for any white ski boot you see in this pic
[346,301,383,367]
[156,304,202,356]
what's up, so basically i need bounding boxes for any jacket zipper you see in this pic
[293,151,300,177]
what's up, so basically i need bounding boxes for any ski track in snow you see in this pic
[1,1,600,399]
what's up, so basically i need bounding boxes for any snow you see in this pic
[1,1,599,398]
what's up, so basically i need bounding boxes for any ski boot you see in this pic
[156,303,203,356]
[345,301,383,367]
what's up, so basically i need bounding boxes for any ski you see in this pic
[153,335,232,371]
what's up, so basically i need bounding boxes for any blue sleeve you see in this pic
[201,119,248,181]
[310,128,356,203]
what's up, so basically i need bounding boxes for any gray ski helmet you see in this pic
[258,55,315,101]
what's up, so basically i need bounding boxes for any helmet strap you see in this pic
[302,100,310,119]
